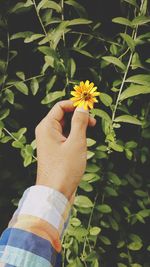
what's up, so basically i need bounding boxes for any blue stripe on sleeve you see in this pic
[0,228,54,262]
[0,245,52,267]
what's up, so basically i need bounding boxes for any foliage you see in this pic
[0,0,150,266]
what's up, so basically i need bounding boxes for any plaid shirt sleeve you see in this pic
[0,185,74,267]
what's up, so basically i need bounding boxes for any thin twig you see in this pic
[82,193,98,262]
[111,0,145,123]
[32,0,47,36]
[3,127,37,161]
[2,74,44,91]
[61,0,65,45]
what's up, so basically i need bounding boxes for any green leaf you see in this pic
[128,242,143,251]
[118,264,128,267]
[108,216,119,231]
[125,74,150,86]
[37,0,61,13]
[90,227,101,236]
[79,181,93,192]
[9,1,33,13]
[96,204,112,213]
[24,34,44,43]
[131,264,142,267]
[82,173,98,182]
[41,90,65,104]
[105,186,118,196]
[87,138,96,147]
[102,56,126,70]
[68,18,92,26]
[72,48,93,58]
[91,109,111,122]
[5,89,14,104]
[120,85,150,101]
[132,16,150,26]
[114,115,142,125]
[109,142,124,152]
[120,33,135,51]
[86,163,100,173]
[67,58,76,78]
[87,150,95,159]
[65,0,88,18]
[12,140,24,148]
[0,109,10,120]
[108,172,121,186]
[100,235,111,245]
[10,31,33,40]
[99,93,113,106]
[112,17,132,27]
[16,71,25,80]
[70,218,81,227]
[134,190,147,197]
[74,195,93,208]
[14,82,29,95]
[30,78,39,95]
[38,46,59,59]
[137,209,150,218]
[123,0,138,7]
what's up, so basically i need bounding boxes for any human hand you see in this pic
[35,100,96,199]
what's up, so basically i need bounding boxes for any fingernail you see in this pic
[76,107,89,114]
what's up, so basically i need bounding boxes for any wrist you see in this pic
[36,176,73,200]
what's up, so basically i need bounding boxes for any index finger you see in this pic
[46,100,75,122]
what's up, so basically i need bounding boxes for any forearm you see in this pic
[0,185,74,267]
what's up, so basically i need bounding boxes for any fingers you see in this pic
[36,100,96,143]
[45,100,75,123]
[89,116,96,127]
[68,107,89,141]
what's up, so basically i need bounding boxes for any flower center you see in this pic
[82,91,90,100]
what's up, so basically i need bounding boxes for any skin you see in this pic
[35,99,96,200]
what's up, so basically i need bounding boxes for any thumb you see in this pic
[69,106,89,141]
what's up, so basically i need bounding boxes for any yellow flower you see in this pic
[70,80,100,110]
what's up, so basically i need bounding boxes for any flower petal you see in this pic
[70,91,81,97]
[90,86,98,93]
[79,81,84,87]
[85,80,90,87]
[92,97,98,103]
[84,101,89,110]
[70,97,81,101]
[92,92,100,96]
[88,101,94,109]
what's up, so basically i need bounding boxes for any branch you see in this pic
[3,127,37,161]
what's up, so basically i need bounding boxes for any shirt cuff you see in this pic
[9,185,74,236]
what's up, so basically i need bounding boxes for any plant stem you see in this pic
[112,0,145,123]
[82,194,98,261]
[32,0,47,36]
[2,74,44,91]
[70,31,120,46]
[3,127,37,161]
[111,51,133,123]
[61,0,65,45]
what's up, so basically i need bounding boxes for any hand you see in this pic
[35,100,96,199]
